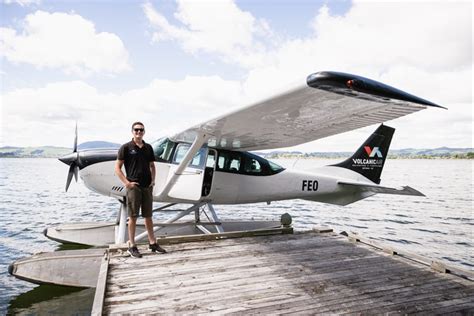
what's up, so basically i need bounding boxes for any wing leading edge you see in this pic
[171,71,443,151]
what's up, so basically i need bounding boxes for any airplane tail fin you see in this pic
[332,124,394,184]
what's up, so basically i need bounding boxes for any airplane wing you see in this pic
[170,71,443,151]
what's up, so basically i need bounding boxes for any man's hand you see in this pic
[126,182,139,189]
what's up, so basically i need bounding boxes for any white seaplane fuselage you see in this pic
[79,139,374,207]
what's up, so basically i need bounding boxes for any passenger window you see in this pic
[229,157,241,172]
[218,156,225,169]
[215,150,284,175]
[244,158,262,174]
[216,151,241,172]
[206,151,215,168]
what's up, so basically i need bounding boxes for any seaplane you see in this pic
[9,71,443,287]
[45,70,442,247]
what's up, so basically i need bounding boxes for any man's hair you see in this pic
[131,121,145,130]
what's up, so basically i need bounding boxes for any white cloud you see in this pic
[0,77,244,147]
[1,1,471,151]
[243,2,472,105]
[143,1,472,107]
[143,0,274,68]
[148,0,471,150]
[0,11,131,76]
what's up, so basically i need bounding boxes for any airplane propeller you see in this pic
[58,124,79,192]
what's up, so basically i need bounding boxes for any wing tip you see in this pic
[307,71,445,109]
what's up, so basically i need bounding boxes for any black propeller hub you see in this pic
[59,152,78,166]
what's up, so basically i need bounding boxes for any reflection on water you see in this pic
[0,158,472,314]
[8,285,94,315]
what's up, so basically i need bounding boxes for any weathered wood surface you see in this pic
[101,231,474,314]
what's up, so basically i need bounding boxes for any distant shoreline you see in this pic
[1,144,472,160]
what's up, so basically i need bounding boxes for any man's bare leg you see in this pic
[128,216,137,246]
[144,216,156,244]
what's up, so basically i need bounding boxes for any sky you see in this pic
[0,0,472,152]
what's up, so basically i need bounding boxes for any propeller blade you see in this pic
[73,165,78,182]
[66,164,75,192]
[73,122,78,153]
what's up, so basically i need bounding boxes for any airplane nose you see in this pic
[58,152,77,166]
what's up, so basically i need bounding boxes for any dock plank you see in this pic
[100,231,474,314]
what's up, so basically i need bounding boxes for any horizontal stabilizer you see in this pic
[338,181,425,196]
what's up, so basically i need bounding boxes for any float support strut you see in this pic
[115,199,128,244]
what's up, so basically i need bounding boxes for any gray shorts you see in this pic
[126,186,153,218]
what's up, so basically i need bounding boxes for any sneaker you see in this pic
[127,246,142,258]
[149,243,167,253]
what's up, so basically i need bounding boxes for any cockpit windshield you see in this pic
[150,138,176,162]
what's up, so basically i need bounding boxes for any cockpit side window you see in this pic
[172,144,207,169]
[151,138,176,162]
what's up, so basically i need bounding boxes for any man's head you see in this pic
[131,122,145,140]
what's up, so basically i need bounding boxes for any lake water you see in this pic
[0,158,472,314]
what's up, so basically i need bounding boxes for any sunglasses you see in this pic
[133,128,145,132]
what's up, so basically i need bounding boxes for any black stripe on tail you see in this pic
[332,124,394,184]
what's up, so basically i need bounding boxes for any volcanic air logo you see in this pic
[352,146,384,168]
[364,146,383,158]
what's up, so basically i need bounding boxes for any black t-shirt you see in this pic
[117,140,155,187]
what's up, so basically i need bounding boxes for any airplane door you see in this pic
[167,144,208,201]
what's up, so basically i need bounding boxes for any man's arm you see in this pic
[150,161,156,187]
[115,160,137,189]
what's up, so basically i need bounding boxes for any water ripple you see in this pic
[1,158,473,313]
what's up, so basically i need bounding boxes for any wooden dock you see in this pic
[92,229,474,315]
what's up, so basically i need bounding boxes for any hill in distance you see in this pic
[0,141,120,158]
[77,141,120,150]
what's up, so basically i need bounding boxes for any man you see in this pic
[115,122,166,258]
